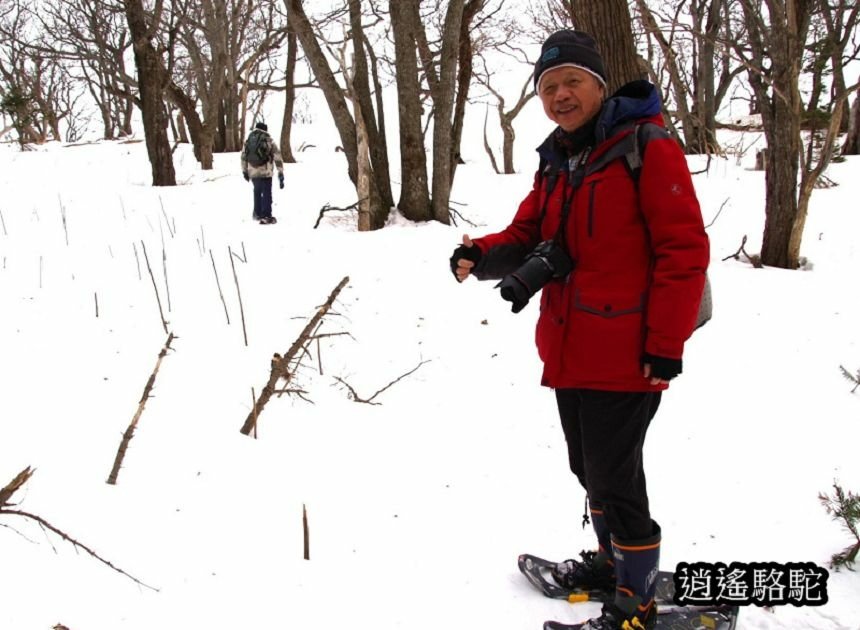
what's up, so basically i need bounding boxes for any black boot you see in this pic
[552,505,615,591]
[573,602,657,630]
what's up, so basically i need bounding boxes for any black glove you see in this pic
[243,172,249,181]
[278,173,284,189]
[449,244,482,281]
[642,353,682,381]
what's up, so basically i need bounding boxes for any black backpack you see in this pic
[244,130,273,167]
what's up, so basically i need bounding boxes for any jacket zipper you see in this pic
[587,182,597,237]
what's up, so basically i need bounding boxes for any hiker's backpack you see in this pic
[244,130,273,167]
[539,122,712,330]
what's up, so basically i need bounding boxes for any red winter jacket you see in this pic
[472,82,709,392]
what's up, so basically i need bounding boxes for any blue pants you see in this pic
[252,177,273,219]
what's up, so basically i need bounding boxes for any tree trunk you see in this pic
[353,89,373,232]
[280,19,297,164]
[843,83,860,155]
[348,0,394,212]
[430,0,466,224]
[176,112,189,143]
[123,0,175,186]
[570,0,642,93]
[450,0,482,184]
[687,0,721,153]
[501,113,516,174]
[166,82,211,168]
[289,0,388,227]
[288,0,358,183]
[741,0,810,269]
[389,0,432,221]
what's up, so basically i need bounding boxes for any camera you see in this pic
[495,240,575,313]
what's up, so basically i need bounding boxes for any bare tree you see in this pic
[38,0,135,139]
[391,0,488,224]
[280,10,299,163]
[286,0,390,229]
[734,0,858,268]
[632,0,745,153]
[390,0,432,221]
[475,57,535,173]
[844,80,860,155]
[569,0,643,92]
[124,0,176,185]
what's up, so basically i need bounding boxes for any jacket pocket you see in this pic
[568,286,647,383]
[574,287,645,318]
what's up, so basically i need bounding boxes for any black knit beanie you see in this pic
[255,121,268,131]
[534,30,607,92]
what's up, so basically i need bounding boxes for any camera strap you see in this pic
[553,146,591,250]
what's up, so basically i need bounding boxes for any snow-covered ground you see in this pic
[1,114,859,630]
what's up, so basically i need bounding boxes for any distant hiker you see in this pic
[241,121,285,225]
[450,30,709,630]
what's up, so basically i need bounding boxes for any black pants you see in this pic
[252,177,273,219]
[555,389,661,541]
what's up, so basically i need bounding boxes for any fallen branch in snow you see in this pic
[721,235,762,268]
[239,276,350,436]
[1,467,158,591]
[334,360,430,405]
[839,365,860,394]
[313,201,361,229]
[106,332,175,485]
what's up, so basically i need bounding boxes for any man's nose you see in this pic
[554,85,573,101]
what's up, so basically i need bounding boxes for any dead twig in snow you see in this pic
[210,250,230,325]
[132,242,142,281]
[705,198,730,229]
[158,197,175,238]
[106,332,175,484]
[58,195,69,246]
[303,504,310,560]
[141,241,169,333]
[228,246,248,346]
[1,467,158,591]
[162,245,172,313]
[335,360,430,405]
[240,276,350,435]
[722,235,763,268]
[231,244,247,264]
[313,201,361,229]
[448,206,477,228]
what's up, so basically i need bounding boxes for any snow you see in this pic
[1,109,859,630]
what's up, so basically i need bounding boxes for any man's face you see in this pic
[538,66,605,132]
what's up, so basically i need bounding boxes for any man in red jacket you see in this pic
[451,30,709,630]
